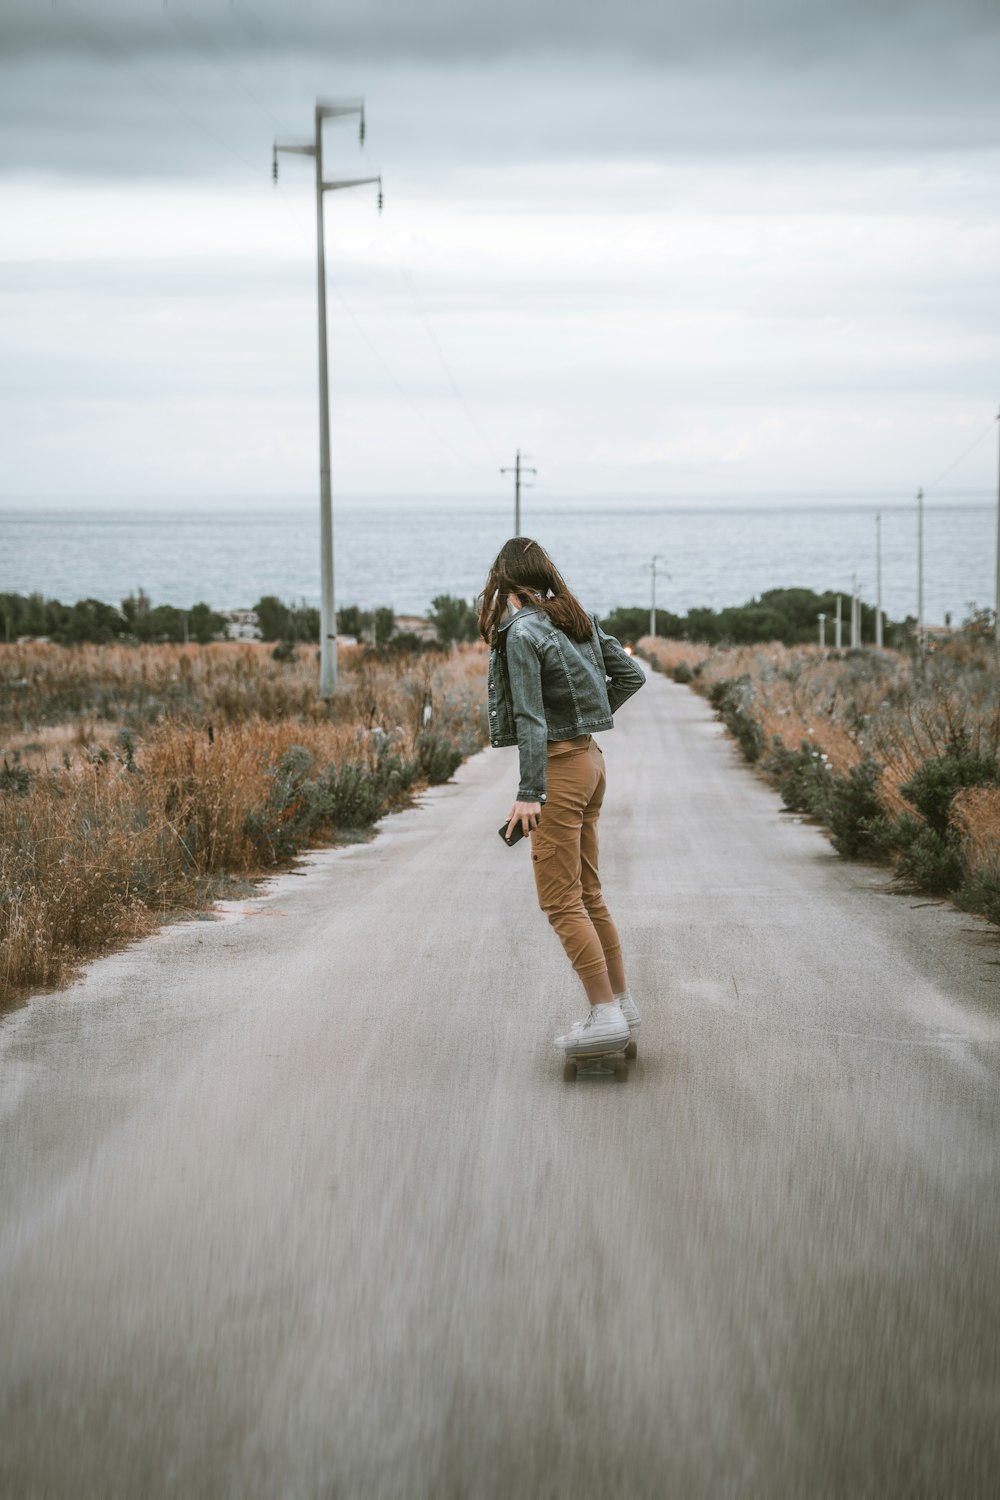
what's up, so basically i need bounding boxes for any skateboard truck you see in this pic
[563,1046,630,1082]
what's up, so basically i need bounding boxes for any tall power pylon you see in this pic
[273,99,382,698]
[501,451,536,536]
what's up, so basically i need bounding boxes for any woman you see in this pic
[479,536,646,1057]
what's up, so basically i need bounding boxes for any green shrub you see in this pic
[884,749,1000,892]
[243,744,319,859]
[827,757,895,859]
[243,738,425,858]
[672,662,693,684]
[956,869,1000,926]
[0,753,33,796]
[415,729,464,784]
[899,751,999,838]
[765,738,832,818]
[892,816,965,894]
[314,757,406,830]
[709,675,765,763]
[429,595,479,645]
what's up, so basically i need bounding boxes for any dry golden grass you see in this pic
[952,785,1000,881]
[640,633,1000,822]
[635,637,706,674]
[1,642,489,1004]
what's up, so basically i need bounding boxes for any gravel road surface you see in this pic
[2,670,999,1497]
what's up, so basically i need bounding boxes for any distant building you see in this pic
[219,609,260,642]
[394,614,438,643]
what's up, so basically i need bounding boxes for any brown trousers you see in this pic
[529,735,623,980]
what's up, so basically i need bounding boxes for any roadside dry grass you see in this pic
[640,633,1000,924]
[1,642,489,1004]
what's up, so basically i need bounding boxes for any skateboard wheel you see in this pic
[614,1060,628,1082]
[563,1059,578,1082]
[625,1039,637,1060]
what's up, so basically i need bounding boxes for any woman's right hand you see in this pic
[505,801,542,841]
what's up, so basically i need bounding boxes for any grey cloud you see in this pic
[1,0,999,184]
[4,0,998,66]
[2,56,999,189]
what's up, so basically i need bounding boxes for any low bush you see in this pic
[956,869,1000,926]
[826,757,895,859]
[1,753,33,796]
[765,738,832,819]
[709,676,765,763]
[886,747,1000,893]
[892,816,965,894]
[415,729,464,785]
[898,748,999,838]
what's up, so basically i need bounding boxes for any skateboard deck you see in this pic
[562,1039,636,1082]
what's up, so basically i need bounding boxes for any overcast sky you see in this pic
[2,0,999,502]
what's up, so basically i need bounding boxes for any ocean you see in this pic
[0,493,995,628]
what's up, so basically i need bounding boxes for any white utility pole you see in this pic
[273,99,382,698]
[501,451,536,536]
[875,512,884,649]
[647,554,667,638]
[994,406,1000,645]
[850,575,858,649]
[818,613,826,648]
[916,485,924,656]
[835,594,842,649]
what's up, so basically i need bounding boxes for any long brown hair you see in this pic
[478,537,593,647]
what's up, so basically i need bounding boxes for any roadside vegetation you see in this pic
[1,638,489,1005]
[640,630,1000,928]
[0,589,483,649]
[602,587,913,649]
[6,579,995,1004]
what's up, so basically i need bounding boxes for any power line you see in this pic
[331,285,496,474]
[59,0,269,183]
[162,0,295,138]
[228,0,283,54]
[924,414,997,492]
[399,268,502,465]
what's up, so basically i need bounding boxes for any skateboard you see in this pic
[562,1036,637,1082]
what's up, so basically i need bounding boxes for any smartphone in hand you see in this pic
[498,819,526,847]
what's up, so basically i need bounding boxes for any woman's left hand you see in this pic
[506,801,542,841]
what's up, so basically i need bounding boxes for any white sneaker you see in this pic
[569,989,640,1037]
[618,988,641,1034]
[555,1001,630,1056]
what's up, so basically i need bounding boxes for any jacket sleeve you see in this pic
[596,619,646,714]
[504,626,549,804]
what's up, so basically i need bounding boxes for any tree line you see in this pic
[2,586,917,650]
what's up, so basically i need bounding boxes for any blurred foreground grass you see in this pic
[1,641,489,1005]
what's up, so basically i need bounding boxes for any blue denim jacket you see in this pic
[487,606,646,802]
